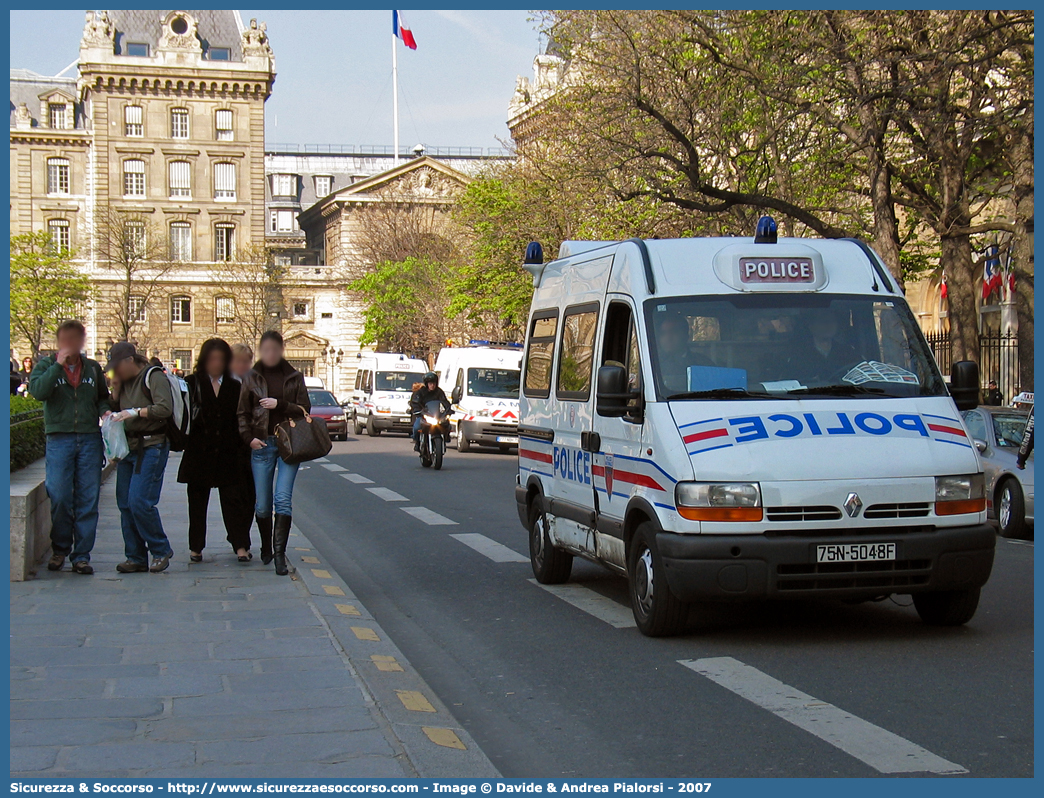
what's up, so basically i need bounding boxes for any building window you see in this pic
[314,175,331,197]
[168,160,191,198]
[47,157,70,195]
[272,173,295,197]
[320,312,333,320]
[213,162,236,200]
[170,222,192,261]
[171,295,192,324]
[170,107,189,139]
[287,359,315,377]
[273,254,291,267]
[208,47,231,61]
[123,159,145,197]
[124,105,143,137]
[215,296,235,324]
[126,42,149,57]
[47,219,70,253]
[215,109,233,141]
[172,349,192,371]
[128,295,147,322]
[125,221,146,258]
[292,301,310,320]
[48,103,68,130]
[270,209,295,233]
[214,224,235,262]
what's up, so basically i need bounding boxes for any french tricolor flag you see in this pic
[393,10,417,50]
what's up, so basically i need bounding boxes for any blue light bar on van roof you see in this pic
[754,215,778,244]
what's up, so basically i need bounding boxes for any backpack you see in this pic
[143,366,192,452]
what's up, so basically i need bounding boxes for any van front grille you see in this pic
[863,502,932,519]
[776,559,932,592]
[763,525,933,538]
[766,505,842,522]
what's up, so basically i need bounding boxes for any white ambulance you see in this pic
[515,219,995,636]
[434,344,523,452]
[350,352,427,436]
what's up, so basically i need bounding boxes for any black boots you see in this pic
[256,515,273,565]
[273,514,291,576]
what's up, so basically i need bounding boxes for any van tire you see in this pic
[457,430,471,452]
[529,510,571,584]
[913,587,981,626]
[628,522,687,637]
[352,414,363,436]
[366,417,381,437]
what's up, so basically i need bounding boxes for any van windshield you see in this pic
[645,294,947,400]
[468,367,520,399]
[374,371,415,392]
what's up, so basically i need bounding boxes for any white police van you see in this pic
[515,219,995,636]
[351,352,427,436]
[434,344,523,452]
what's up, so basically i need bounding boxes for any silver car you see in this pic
[962,406,1034,539]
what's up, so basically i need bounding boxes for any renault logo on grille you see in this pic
[844,493,863,518]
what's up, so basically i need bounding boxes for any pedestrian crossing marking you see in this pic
[396,690,436,712]
[311,569,332,579]
[322,585,345,596]
[351,626,380,641]
[335,603,361,616]
[371,654,404,672]
[423,727,466,750]
[301,556,320,564]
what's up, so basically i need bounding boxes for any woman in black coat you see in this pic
[178,339,253,562]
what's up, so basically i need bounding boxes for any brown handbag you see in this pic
[274,414,333,465]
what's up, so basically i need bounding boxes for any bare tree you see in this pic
[210,243,289,347]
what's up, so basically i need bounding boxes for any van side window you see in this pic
[454,369,464,397]
[601,302,641,411]
[523,311,559,399]
[354,371,362,391]
[556,303,599,401]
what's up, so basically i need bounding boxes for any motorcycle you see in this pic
[416,399,452,470]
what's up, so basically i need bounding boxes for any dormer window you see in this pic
[314,175,331,197]
[48,103,68,130]
[170,15,189,35]
[272,174,295,197]
[125,42,149,57]
[208,47,231,61]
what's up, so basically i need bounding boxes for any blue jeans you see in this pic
[45,432,104,563]
[116,441,173,564]
[251,436,300,517]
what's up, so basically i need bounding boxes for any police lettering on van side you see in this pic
[553,445,591,485]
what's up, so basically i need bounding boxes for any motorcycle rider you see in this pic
[410,371,451,452]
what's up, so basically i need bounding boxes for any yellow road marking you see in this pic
[423,727,466,750]
[311,568,332,579]
[351,626,380,641]
[323,585,345,596]
[396,690,436,713]
[371,654,403,672]
[335,603,361,616]
[301,556,320,564]
[293,547,311,551]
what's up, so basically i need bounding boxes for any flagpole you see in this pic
[392,29,399,165]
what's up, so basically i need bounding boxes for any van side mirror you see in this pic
[451,386,462,404]
[950,360,979,411]
[597,365,641,419]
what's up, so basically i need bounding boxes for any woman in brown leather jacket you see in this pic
[236,331,310,575]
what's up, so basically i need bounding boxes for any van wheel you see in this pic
[628,522,687,637]
[913,587,981,626]
[366,417,381,437]
[457,430,470,452]
[529,510,571,584]
[352,415,363,436]
[996,478,1028,539]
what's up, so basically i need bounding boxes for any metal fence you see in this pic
[265,143,513,158]
[924,331,1022,401]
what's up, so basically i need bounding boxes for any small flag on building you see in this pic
[982,244,1002,300]
[393,10,417,50]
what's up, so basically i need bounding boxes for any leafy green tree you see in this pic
[10,231,91,360]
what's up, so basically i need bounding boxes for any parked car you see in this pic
[962,406,1034,539]
[308,389,348,441]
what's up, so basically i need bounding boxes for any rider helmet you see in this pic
[424,371,438,385]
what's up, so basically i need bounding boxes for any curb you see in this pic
[285,522,501,778]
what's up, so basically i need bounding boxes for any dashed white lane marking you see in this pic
[527,579,636,628]
[341,473,374,484]
[680,657,967,775]
[401,507,457,526]
[450,533,528,563]
[314,457,330,463]
[321,463,347,472]
[367,487,408,502]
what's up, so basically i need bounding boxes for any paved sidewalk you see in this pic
[10,453,499,778]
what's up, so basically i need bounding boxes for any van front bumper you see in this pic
[657,524,995,602]
[458,418,519,446]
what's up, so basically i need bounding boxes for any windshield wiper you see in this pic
[786,384,887,397]
[667,388,769,400]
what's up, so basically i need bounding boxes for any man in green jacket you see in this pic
[28,320,110,575]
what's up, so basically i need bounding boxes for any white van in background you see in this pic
[350,352,428,436]
[434,344,523,452]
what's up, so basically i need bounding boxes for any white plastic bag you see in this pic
[101,414,130,461]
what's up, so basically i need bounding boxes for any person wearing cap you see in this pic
[28,320,110,575]
[105,342,176,574]
[984,379,1003,406]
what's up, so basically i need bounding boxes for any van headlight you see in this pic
[935,474,986,515]
[376,406,391,414]
[475,408,491,417]
[675,482,763,522]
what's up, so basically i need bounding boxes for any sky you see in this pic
[9,9,542,150]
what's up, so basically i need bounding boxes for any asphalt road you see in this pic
[292,433,1034,778]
